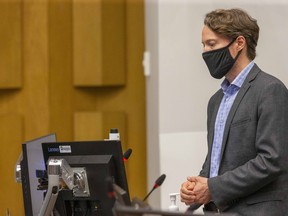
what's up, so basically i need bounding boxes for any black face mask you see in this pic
[202,39,242,79]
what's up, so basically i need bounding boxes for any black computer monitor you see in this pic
[41,140,130,216]
[21,134,57,216]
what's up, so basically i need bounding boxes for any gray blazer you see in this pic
[200,64,288,215]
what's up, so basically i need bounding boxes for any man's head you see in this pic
[201,8,259,80]
[203,8,259,60]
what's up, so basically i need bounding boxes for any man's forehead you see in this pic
[202,26,218,37]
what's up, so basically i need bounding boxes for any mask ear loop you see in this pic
[230,37,243,61]
[227,37,237,47]
[234,49,243,61]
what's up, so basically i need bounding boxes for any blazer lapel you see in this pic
[219,64,261,161]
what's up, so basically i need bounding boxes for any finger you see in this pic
[187,176,197,182]
[180,195,196,204]
[180,186,194,195]
[180,192,195,200]
[187,182,196,190]
[181,199,196,205]
[184,201,195,206]
[181,181,191,190]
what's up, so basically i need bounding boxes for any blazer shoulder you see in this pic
[250,64,287,89]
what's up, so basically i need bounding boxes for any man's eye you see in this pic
[208,43,215,48]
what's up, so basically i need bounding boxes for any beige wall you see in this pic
[145,0,288,211]
[0,0,146,214]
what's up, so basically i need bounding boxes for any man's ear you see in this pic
[236,36,246,51]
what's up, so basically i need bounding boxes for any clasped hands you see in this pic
[180,176,212,205]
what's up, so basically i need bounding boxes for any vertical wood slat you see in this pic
[123,0,146,198]
[49,0,74,141]
[0,114,23,215]
[0,0,22,88]
[74,111,127,149]
[73,0,125,86]
[22,0,50,139]
[0,1,145,214]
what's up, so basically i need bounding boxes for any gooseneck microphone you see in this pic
[143,174,166,202]
[123,148,132,162]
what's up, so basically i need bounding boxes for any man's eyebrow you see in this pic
[202,39,216,46]
[205,39,217,43]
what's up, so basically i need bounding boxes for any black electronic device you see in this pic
[41,140,130,216]
[20,134,57,216]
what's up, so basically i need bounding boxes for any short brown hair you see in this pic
[204,8,259,60]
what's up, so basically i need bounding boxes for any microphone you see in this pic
[123,148,132,162]
[143,174,166,202]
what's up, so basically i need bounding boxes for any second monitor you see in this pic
[41,140,130,216]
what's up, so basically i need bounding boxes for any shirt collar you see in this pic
[221,61,255,92]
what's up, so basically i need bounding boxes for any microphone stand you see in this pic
[143,188,156,202]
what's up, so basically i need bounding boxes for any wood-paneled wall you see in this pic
[0,0,146,214]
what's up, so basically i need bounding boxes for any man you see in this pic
[180,8,288,216]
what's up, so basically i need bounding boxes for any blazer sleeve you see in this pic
[208,79,288,209]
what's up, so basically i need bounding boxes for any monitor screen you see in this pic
[41,140,130,216]
[21,133,57,216]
